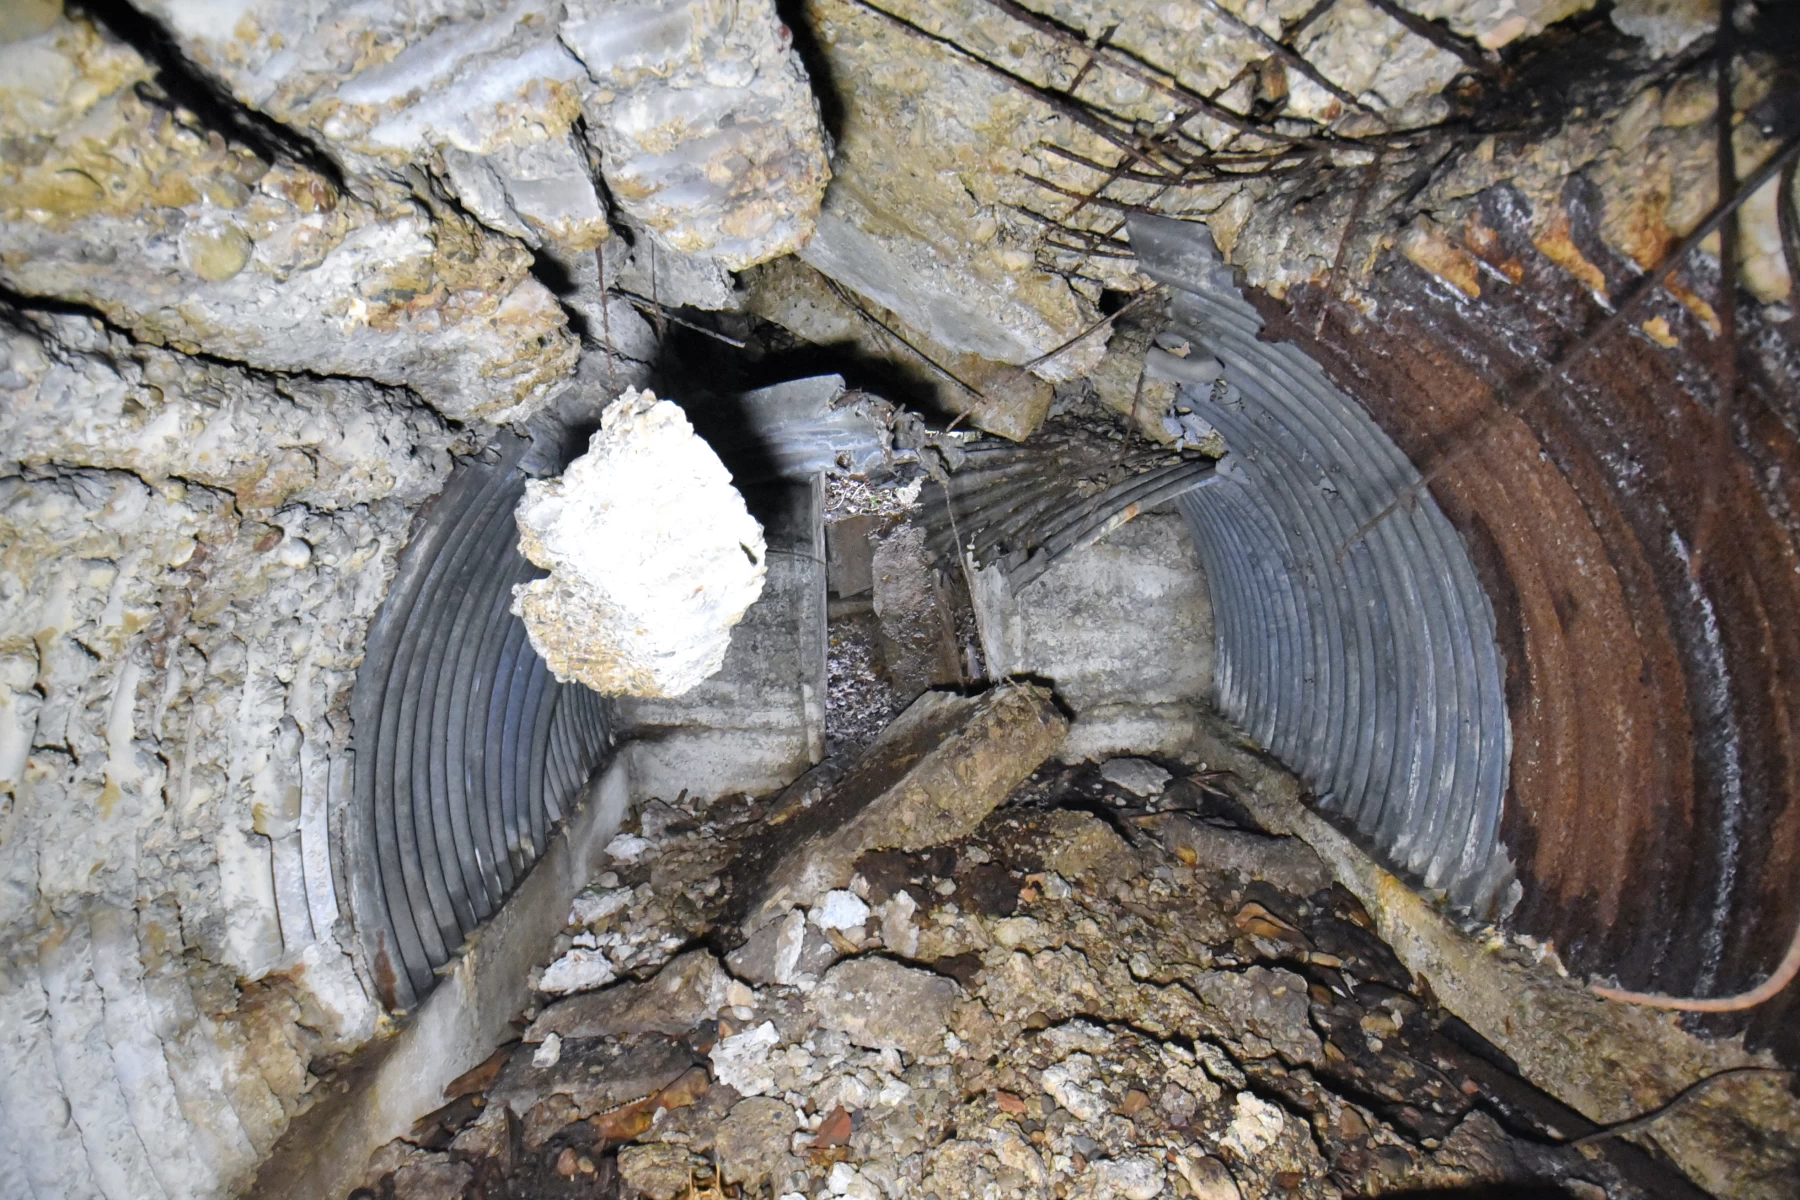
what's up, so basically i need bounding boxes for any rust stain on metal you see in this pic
[373,931,401,1013]
[1267,183,1800,1062]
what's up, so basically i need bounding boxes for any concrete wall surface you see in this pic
[971,510,1214,761]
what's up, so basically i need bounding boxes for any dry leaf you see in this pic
[654,1067,711,1111]
[590,1101,654,1141]
[444,1044,514,1099]
[814,1106,853,1147]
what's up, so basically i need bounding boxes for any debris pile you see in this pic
[354,697,1685,1200]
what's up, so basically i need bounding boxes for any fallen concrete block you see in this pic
[1157,814,1333,896]
[514,388,767,699]
[813,957,960,1058]
[744,681,1068,927]
[487,1032,698,1137]
[526,949,731,1043]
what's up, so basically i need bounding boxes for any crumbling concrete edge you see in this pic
[255,756,633,1200]
[1184,716,1798,1199]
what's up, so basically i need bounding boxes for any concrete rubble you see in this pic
[2,2,1795,1198]
[514,388,768,698]
[0,13,576,425]
[745,683,1069,924]
[136,0,830,271]
[356,725,1718,1200]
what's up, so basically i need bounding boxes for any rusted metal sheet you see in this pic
[1273,185,1800,1060]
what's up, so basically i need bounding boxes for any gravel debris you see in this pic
[361,759,1677,1200]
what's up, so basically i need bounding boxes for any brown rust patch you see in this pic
[1269,182,1800,1066]
[1400,217,1482,298]
[1462,212,1524,283]
[1531,204,1610,298]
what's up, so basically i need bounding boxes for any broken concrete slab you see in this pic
[871,524,965,700]
[727,908,842,987]
[708,375,897,482]
[1100,757,1172,797]
[813,957,960,1058]
[487,1032,699,1125]
[746,682,1068,925]
[564,0,830,268]
[1157,814,1333,897]
[1,14,577,425]
[526,949,731,1043]
[741,254,1056,441]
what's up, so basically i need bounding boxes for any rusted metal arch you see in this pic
[1278,185,1800,1060]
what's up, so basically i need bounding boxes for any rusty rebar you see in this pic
[1315,147,1385,336]
[975,0,1321,148]
[1189,0,1369,113]
[844,0,1190,177]
[1686,15,1741,585]
[1361,0,1494,75]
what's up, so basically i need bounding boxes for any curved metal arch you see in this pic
[346,432,617,1010]
[1130,214,1516,916]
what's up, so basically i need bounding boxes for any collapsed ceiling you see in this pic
[1,0,1797,1197]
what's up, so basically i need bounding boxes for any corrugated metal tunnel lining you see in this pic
[345,432,616,1011]
[1275,184,1800,1060]
[1128,215,1516,916]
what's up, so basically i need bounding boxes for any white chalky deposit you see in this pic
[514,389,767,698]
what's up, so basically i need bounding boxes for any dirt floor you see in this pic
[351,741,1708,1200]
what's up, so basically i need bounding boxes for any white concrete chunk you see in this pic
[514,390,767,699]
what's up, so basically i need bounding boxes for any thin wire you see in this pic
[1567,1066,1795,1147]
[594,241,619,394]
[815,271,996,406]
[1334,129,1800,560]
[1019,292,1154,370]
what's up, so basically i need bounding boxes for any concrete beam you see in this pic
[255,756,633,1200]
[1185,716,1800,1200]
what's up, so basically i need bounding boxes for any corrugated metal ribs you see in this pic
[346,433,616,1009]
[918,429,1218,591]
[1128,213,1515,916]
